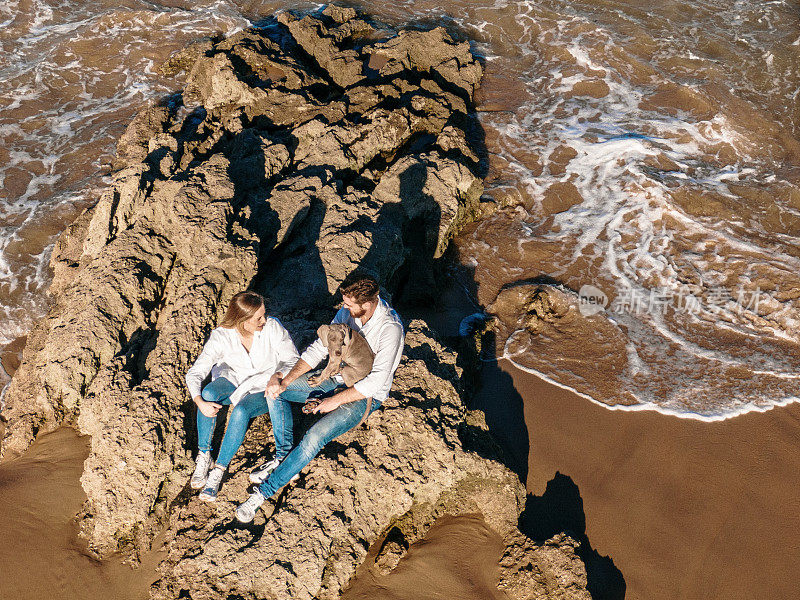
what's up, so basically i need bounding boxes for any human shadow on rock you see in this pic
[520,472,626,600]
[354,160,441,306]
[224,125,333,337]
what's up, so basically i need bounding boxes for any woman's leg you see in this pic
[259,398,380,498]
[197,377,236,452]
[214,392,270,468]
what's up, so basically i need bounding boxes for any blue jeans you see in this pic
[258,372,381,498]
[197,377,270,468]
[197,377,235,453]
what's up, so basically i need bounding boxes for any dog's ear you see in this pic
[342,326,352,346]
[317,325,330,345]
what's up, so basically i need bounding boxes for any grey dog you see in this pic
[305,323,376,425]
[307,323,374,387]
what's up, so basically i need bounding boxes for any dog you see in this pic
[304,324,376,425]
[307,323,374,387]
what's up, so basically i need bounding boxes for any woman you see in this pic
[186,291,299,501]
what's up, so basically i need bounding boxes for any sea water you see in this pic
[1,0,799,420]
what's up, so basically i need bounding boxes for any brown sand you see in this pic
[0,427,161,600]
[476,359,800,600]
[342,514,508,600]
[1,335,27,378]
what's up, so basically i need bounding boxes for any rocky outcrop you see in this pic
[500,532,592,600]
[150,321,543,600]
[0,6,590,599]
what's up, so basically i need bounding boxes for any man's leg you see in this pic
[267,372,339,461]
[236,397,380,521]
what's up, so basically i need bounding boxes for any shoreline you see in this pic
[475,357,800,600]
[502,354,800,423]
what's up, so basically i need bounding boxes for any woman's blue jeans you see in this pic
[259,372,380,498]
[197,377,270,468]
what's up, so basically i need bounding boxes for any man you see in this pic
[235,271,405,522]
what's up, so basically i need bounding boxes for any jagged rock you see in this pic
[0,7,591,599]
[366,28,483,98]
[158,38,214,78]
[150,321,527,600]
[500,531,592,600]
[113,103,176,170]
[279,12,369,89]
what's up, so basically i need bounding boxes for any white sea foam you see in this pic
[503,352,800,422]
[457,0,800,419]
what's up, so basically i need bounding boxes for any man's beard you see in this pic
[348,306,365,318]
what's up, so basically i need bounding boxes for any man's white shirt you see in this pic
[301,296,405,402]
[186,318,299,405]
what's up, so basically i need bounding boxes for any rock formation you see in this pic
[0,6,590,599]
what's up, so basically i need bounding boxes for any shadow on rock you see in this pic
[466,326,530,483]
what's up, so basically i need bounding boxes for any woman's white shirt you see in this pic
[186,318,299,405]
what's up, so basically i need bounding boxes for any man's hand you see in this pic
[311,395,343,414]
[195,397,222,418]
[266,373,285,400]
[311,386,367,414]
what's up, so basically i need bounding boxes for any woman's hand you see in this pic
[195,396,222,418]
[266,374,285,400]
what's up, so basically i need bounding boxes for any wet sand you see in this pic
[342,514,508,600]
[475,359,800,600]
[0,428,161,600]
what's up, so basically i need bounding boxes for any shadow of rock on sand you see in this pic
[520,473,626,600]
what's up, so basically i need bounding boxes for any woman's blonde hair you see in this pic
[219,291,265,331]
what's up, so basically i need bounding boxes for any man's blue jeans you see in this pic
[197,377,270,468]
[259,372,380,498]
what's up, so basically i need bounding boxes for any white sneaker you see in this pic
[249,458,280,484]
[249,457,301,485]
[190,451,214,489]
[236,490,266,523]
[199,466,225,501]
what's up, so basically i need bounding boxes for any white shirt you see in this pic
[301,296,404,402]
[186,318,299,405]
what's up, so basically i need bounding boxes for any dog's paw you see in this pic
[302,399,321,414]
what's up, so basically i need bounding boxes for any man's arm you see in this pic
[312,384,366,414]
[266,358,313,399]
[268,309,351,399]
